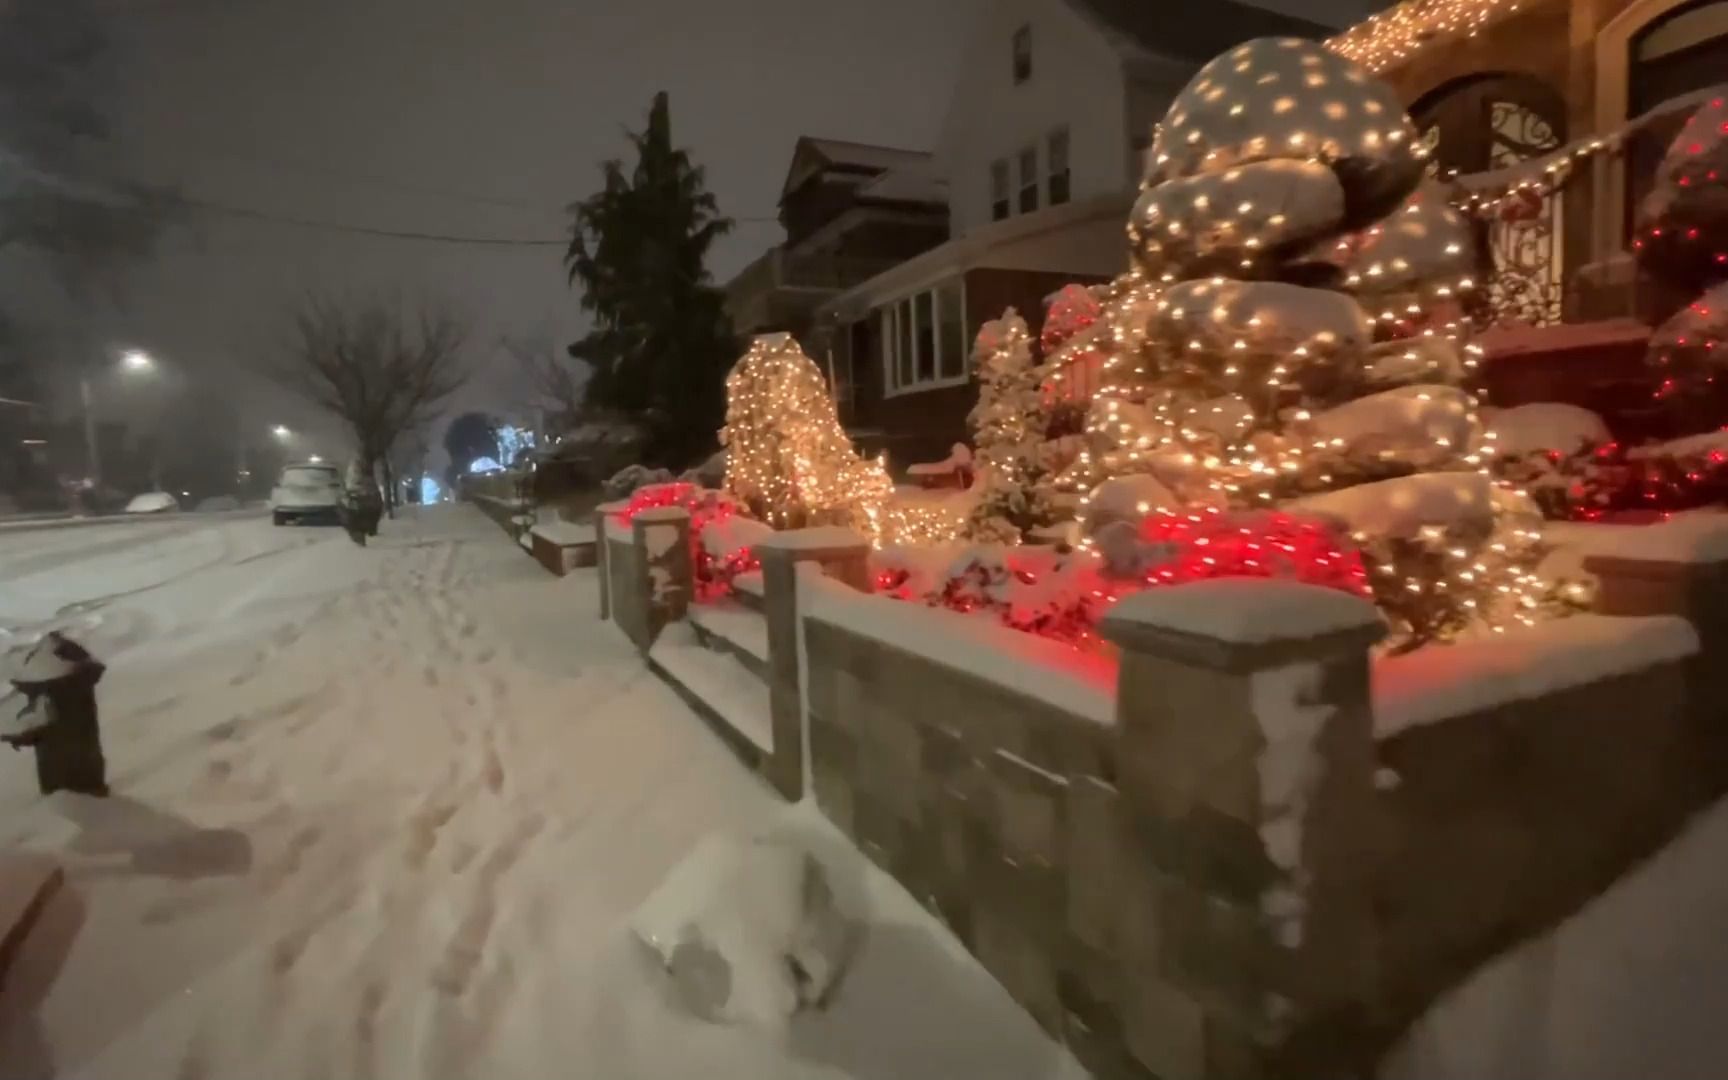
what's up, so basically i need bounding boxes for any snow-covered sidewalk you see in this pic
[0,505,1076,1080]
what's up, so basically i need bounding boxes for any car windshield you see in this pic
[283,467,338,486]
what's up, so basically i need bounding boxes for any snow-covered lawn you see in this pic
[0,505,1077,1080]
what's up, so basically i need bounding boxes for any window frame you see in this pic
[990,158,1011,222]
[1017,145,1039,214]
[881,278,971,398]
[1047,127,1071,206]
[1012,25,1032,84]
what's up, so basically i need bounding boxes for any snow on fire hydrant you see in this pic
[3,632,110,797]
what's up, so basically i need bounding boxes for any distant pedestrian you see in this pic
[341,459,384,546]
[3,632,109,797]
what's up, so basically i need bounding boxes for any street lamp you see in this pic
[81,347,161,488]
[272,425,292,440]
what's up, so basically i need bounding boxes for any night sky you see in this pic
[51,0,1375,459]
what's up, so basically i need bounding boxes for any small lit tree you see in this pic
[968,311,1061,543]
[720,334,891,531]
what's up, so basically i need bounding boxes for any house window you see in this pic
[1018,147,1039,214]
[1047,128,1071,206]
[882,280,969,395]
[990,159,1010,222]
[1012,25,1032,84]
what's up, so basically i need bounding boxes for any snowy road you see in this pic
[0,506,1077,1080]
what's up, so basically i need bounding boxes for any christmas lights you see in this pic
[1327,0,1525,75]
[610,483,761,601]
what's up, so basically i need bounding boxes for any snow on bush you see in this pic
[603,464,675,501]
[611,484,763,601]
[1483,403,1612,459]
[872,507,1370,649]
[630,829,859,1032]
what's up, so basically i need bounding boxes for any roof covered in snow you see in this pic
[781,137,933,202]
[1063,0,1334,65]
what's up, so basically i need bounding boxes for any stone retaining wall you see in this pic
[594,517,1728,1078]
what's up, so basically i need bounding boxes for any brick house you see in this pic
[802,0,1339,471]
[1351,0,1728,438]
[722,138,949,347]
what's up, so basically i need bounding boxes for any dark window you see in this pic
[1018,147,1039,214]
[914,292,936,381]
[990,159,1010,221]
[937,282,966,379]
[1012,25,1032,84]
[1047,128,1071,206]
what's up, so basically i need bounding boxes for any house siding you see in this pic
[936,0,1132,236]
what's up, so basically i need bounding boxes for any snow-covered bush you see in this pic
[604,464,675,501]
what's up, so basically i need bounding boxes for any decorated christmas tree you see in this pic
[1641,96,1728,424]
[1048,36,1549,651]
[967,311,1063,544]
[720,333,892,532]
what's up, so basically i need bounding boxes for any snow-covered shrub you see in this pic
[604,464,675,501]
[611,483,763,601]
[630,829,860,1031]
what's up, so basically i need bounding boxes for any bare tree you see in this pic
[276,294,470,498]
[499,332,583,434]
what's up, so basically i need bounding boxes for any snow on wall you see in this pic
[604,516,632,543]
[1383,792,1728,1080]
[1543,516,1728,565]
[530,521,594,546]
[1482,403,1610,458]
[690,601,769,665]
[799,571,1116,727]
[1105,577,1382,645]
[1627,427,1728,461]
[650,623,773,752]
[1372,615,1698,738]
[755,527,868,553]
[1251,662,1333,950]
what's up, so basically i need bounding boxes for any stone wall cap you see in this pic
[755,526,868,554]
[1101,579,1384,650]
[1557,517,1728,569]
[632,507,691,524]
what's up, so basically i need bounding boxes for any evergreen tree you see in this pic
[967,311,1061,544]
[443,411,499,478]
[565,92,736,466]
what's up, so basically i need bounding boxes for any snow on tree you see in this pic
[720,333,892,533]
[966,311,1063,544]
[1642,97,1728,423]
[1050,36,1551,651]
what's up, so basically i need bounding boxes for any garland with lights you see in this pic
[1494,435,1728,522]
[1327,0,1524,75]
[874,507,1369,649]
[610,482,763,601]
[1038,35,1556,652]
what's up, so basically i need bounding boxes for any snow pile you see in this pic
[1251,663,1334,949]
[1106,577,1382,646]
[1305,385,1477,466]
[125,492,179,515]
[529,520,593,546]
[1483,403,1611,458]
[906,443,972,479]
[650,623,773,750]
[1384,793,1728,1080]
[1541,515,1728,565]
[1292,472,1493,539]
[1626,426,1728,460]
[629,828,859,1032]
[1372,614,1697,737]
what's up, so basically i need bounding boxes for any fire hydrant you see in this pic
[3,632,109,797]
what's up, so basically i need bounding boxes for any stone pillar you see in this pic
[1586,544,1728,786]
[631,507,692,652]
[1098,579,1385,1080]
[594,501,628,622]
[755,528,872,801]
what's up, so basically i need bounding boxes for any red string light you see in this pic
[611,483,763,601]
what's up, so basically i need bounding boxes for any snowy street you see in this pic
[0,506,1075,1080]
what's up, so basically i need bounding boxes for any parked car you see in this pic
[270,463,343,525]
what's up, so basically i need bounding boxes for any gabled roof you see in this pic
[780,136,932,202]
[1062,0,1336,65]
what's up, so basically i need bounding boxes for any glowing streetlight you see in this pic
[272,425,292,440]
[120,349,155,372]
[307,454,323,464]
